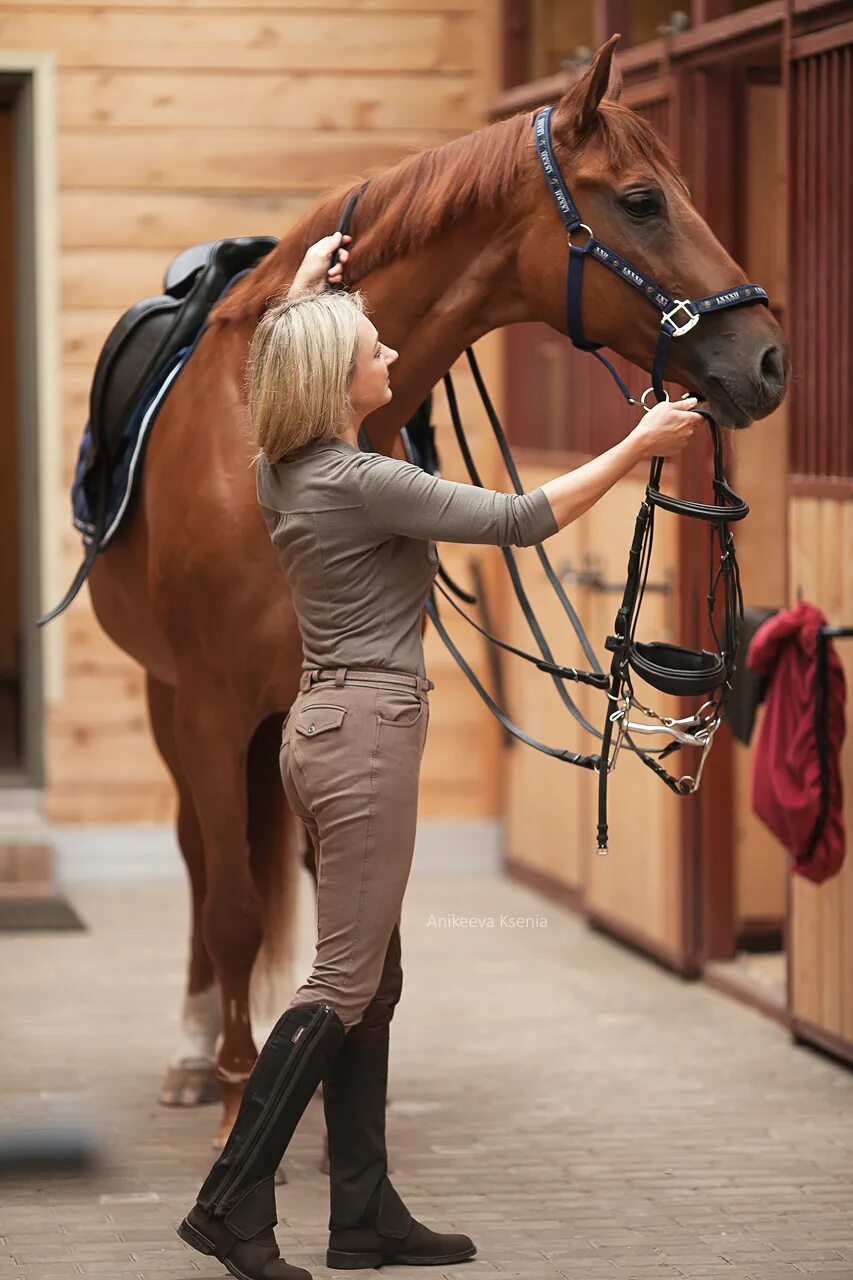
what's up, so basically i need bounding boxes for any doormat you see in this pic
[0,897,87,933]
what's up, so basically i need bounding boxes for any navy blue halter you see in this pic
[533,105,769,403]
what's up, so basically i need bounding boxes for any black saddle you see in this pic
[39,234,278,628]
[82,235,278,497]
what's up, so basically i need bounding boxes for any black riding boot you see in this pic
[177,1001,346,1280]
[323,1020,477,1269]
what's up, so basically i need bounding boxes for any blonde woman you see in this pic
[178,233,702,1280]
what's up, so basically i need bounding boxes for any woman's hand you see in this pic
[287,232,351,297]
[628,396,703,461]
[539,395,707,533]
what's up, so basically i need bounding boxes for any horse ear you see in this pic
[554,33,621,139]
[607,58,623,103]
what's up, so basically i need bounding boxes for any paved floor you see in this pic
[1,869,852,1280]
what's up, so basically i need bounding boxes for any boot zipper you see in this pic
[211,1002,334,1213]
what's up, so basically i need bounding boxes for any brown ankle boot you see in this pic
[326,1176,476,1268]
[323,1023,476,1269]
[178,1201,311,1280]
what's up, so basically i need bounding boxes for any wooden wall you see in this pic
[0,106,20,753]
[788,499,853,1051]
[504,453,686,965]
[729,81,788,934]
[0,1,503,822]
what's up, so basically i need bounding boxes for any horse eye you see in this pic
[619,190,661,220]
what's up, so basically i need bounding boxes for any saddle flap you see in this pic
[628,641,726,697]
[88,295,181,471]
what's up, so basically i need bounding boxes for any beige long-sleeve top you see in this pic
[255,436,559,678]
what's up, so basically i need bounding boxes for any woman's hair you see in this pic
[246,288,365,466]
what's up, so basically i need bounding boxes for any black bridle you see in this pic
[330,105,767,853]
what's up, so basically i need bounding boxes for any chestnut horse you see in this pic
[86,38,787,1146]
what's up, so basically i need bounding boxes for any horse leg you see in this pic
[146,673,221,1108]
[172,683,265,1149]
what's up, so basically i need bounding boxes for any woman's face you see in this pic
[348,313,398,424]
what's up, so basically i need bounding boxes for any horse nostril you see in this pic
[760,344,785,388]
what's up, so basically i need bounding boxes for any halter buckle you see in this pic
[661,300,700,337]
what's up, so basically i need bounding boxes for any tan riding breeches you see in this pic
[279,666,433,1032]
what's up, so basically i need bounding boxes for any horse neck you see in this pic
[353,211,530,450]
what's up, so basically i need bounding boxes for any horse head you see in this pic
[516,36,789,428]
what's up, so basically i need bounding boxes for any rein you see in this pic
[331,106,765,853]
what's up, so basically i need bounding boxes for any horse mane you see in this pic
[211,97,681,327]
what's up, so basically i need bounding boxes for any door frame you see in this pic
[0,50,62,788]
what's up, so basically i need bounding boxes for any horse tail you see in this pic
[247,714,303,1021]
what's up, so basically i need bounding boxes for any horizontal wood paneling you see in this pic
[60,191,317,248]
[57,72,480,131]
[63,309,120,368]
[59,129,454,190]
[0,9,478,71]
[58,188,312,248]
[0,0,476,8]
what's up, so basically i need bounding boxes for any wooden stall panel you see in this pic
[503,454,593,893]
[730,80,788,933]
[421,337,510,821]
[0,108,19,723]
[789,37,852,487]
[731,397,790,932]
[785,25,853,1059]
[788,499,853,1046]
[581,475,685,963]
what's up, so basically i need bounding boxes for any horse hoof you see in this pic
[159,1061,218,1107]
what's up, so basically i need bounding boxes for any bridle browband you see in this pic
[329,106,767,853]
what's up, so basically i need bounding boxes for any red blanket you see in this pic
[747,601,847,884]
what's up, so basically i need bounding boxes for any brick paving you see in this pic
[1,869,852,1280]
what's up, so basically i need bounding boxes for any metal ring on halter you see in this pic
[567,223,593,251]
[640,386,670,411]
